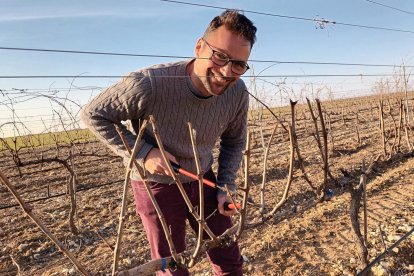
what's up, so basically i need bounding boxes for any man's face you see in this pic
[192,26,251,97]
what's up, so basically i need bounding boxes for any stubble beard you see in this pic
[201,69,234,97]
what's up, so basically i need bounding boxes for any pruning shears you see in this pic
[169,161,241,211]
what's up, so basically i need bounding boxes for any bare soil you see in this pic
[1,95,413,275]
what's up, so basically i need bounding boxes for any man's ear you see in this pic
[194,38,203,58]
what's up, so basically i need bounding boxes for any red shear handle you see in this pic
[170,161,241,211]
[170,161,217,189]
[224,202,242,211]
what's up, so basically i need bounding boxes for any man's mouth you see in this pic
[210,71,233,85]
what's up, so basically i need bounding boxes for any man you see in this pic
[81,9,256,275]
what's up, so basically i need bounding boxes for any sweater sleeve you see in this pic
[216,88,249,195]
[80,71,153,165]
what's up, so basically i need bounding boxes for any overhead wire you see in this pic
[363,0,414,15]
[0,46,413,68]
[0,105,81,112]
[0,86,104,92]
[0,79,405,92]
[0,74,404,79]
[1,117,77,123]
[160,0,414,34]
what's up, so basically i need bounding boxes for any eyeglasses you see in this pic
[202,38,250,75]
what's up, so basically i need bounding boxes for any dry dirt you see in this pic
[1,95,413,276]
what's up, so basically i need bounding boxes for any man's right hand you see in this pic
[144,148,177,176]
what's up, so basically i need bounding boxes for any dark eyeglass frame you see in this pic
[201,38,250,75]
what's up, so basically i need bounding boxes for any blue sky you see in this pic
[1,0,414,135]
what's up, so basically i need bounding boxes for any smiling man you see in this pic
[81,10,257,275]
[190,21,252,97]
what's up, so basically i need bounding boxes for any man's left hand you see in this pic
[217,193,236,217]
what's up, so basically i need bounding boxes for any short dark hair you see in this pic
[204,9,257,48]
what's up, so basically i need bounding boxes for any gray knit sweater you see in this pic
[80,60,248,193]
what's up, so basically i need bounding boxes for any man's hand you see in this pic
[144,148,177,176]
[217,193,236,217]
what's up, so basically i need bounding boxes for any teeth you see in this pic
[214,75,227,83]
[209,70,230,85]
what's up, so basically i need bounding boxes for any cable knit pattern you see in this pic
[80,60,248,192]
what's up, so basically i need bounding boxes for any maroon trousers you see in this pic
[131,170,243,275]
